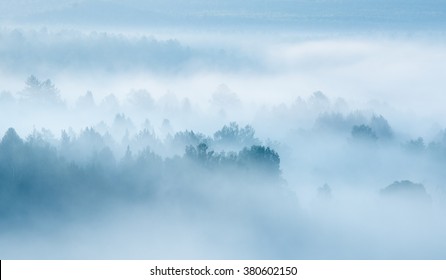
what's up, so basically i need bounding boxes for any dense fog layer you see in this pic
[1,0,446,259]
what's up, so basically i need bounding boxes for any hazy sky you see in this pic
[2,0,446,31]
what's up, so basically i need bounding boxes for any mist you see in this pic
[1,0,446,259]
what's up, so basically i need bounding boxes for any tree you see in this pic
[127,89,155,111]
[1,128,23,148]
[370,115,393,140]
[381,180,430,203]
[0,128,25,179]
[20,75,63,106]
[238,145,280,176]
[214,122,260,148]
[185,142,215,164]
[172,130,210,148]
[351,124,377,141]
[76,91,96,110]
[405,137,425,153]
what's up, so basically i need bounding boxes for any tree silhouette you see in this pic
[238,145,280,176]
[20,75,63,106]
[370,115,393,140]
[214,122,260,149]
[0,125,284,222]
[351,124,377,141]
[381,180,430,203]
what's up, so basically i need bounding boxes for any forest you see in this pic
[1,75,446,258]
[1,0,446,259]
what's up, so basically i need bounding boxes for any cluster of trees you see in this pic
[185,142,280,176]
[350,115,393,142]
[315,112,393,142]
[0,76,64,108]
[380,180,431,204]
[403,131,446,161]
[20,76,64,106]
[0,126,281,222]
[171,122,260,152]
[0,76,193,118]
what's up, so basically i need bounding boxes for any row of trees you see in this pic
[46,120,262,160]
[172,122,260,151]
[0,127,282,222]
[185,142,280,176]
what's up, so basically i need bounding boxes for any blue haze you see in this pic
[1,0,446,259]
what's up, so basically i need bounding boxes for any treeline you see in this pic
[0,125,281,222]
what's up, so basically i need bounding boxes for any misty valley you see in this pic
[1,76,446,259]
[1,0,446,260]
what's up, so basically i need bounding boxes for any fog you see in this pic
[1,0,446,259]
